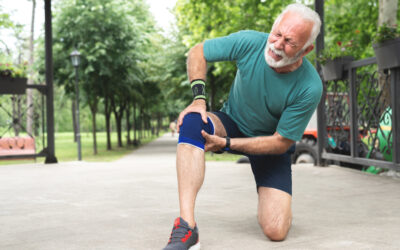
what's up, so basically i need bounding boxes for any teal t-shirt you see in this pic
[203,30,322,141]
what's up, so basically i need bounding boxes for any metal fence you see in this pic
[317,57,400,171]
[0,84,50,160]
[0,0,57,163]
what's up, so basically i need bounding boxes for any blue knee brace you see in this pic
[178,113,214,150]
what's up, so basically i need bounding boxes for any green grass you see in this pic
[0,131,242,166]
[55,131,159,162]
[205,151,243,162]
[0,131,159,165]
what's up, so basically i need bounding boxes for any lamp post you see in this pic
[70,49,82,161]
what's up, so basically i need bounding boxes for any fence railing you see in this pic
[0,83,51,160]
[317,57,400,171]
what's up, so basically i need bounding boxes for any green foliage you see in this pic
[143,32,191,119]
[374,23,399,44]
[0,60,27,78]
[27,0,168,151]
[175,0,293,47]
[52,0,147,96]
[0,4,14,47]
[324,0,380,59]
[46,0,161,146]
[174,0,390,82]
[318,31,361,64]
[0,2,13,26]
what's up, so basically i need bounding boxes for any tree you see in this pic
[377,0,399,107]
[52,0,154,152]
[26,0,36,136]
[378,0,398,27]
[0,4,14,54]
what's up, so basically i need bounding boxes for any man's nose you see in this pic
[274,38,284,50]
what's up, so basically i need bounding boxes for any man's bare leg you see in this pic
[257,187,292,241]
[176,112,226,228]
[176,144,205,228]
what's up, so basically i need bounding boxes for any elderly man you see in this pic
[163,3,322,250]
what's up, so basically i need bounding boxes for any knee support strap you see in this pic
[178,113,214,150]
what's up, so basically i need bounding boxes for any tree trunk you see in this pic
[89,102,98,155]
[115,115,123,147]
[133,102,138,145]
[111,99,125,148]
[139,108,143,139]
[147,112,150,137]
[378,0,398,26]
[105,96,112,150]
[144,111,148,138]
[150,118,153,136]
[378,0,398,108]
[26,0,36,136]
[126,105,132,145]
[156,112,161,136]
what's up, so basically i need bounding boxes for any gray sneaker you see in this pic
[163,217,200,250]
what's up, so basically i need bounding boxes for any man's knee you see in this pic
[259,217,291,241]
[178,113,214,150]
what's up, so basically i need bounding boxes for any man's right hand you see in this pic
[177,99,207,133]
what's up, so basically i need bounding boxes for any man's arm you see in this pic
[187,43,207,82]
[177,43,208,131]
[201,130,294,155]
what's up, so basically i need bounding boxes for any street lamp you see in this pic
[70,49,82,161]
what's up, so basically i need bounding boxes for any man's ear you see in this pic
[302,44,314,57]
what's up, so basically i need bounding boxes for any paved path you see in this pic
[1,133,400,250]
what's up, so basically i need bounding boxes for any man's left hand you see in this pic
[201,130,226,152]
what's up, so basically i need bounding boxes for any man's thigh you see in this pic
[258,187,292,240]
[207,111,247,141]
[248,147,294,195]
[207,112,227,137]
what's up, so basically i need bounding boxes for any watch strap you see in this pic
[224,136,231,151]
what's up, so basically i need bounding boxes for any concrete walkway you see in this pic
[1,133,400,250]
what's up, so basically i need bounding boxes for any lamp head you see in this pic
[70,49,81,67]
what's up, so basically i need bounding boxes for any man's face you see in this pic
[265,12,313,68]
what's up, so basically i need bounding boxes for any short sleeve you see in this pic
[277,93,321,142]
[203,31,265,62]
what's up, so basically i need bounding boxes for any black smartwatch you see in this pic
[224,136,231,151]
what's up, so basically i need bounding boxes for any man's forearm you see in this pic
[187,43,207,82]
[230,133,294,155]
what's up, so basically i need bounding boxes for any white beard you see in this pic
[264,41,304,68]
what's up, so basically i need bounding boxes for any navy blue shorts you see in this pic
[212,111,295,195]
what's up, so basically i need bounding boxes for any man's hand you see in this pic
[201,130,226,152]
[177,99,207,133]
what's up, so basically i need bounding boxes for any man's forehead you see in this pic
[275,12,313,34]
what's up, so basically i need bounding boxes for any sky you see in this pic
[147,0,177,35]
[1,0,177,53]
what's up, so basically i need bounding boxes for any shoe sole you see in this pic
[189,242,201,250]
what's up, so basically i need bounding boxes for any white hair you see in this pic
[272,3,321,48]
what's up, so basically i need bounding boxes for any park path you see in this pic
[0,133,400,249]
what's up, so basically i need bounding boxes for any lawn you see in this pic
[54,131,159,162]
[0,131,242,166]
[205,151,243,162]
[0,131,158,165]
